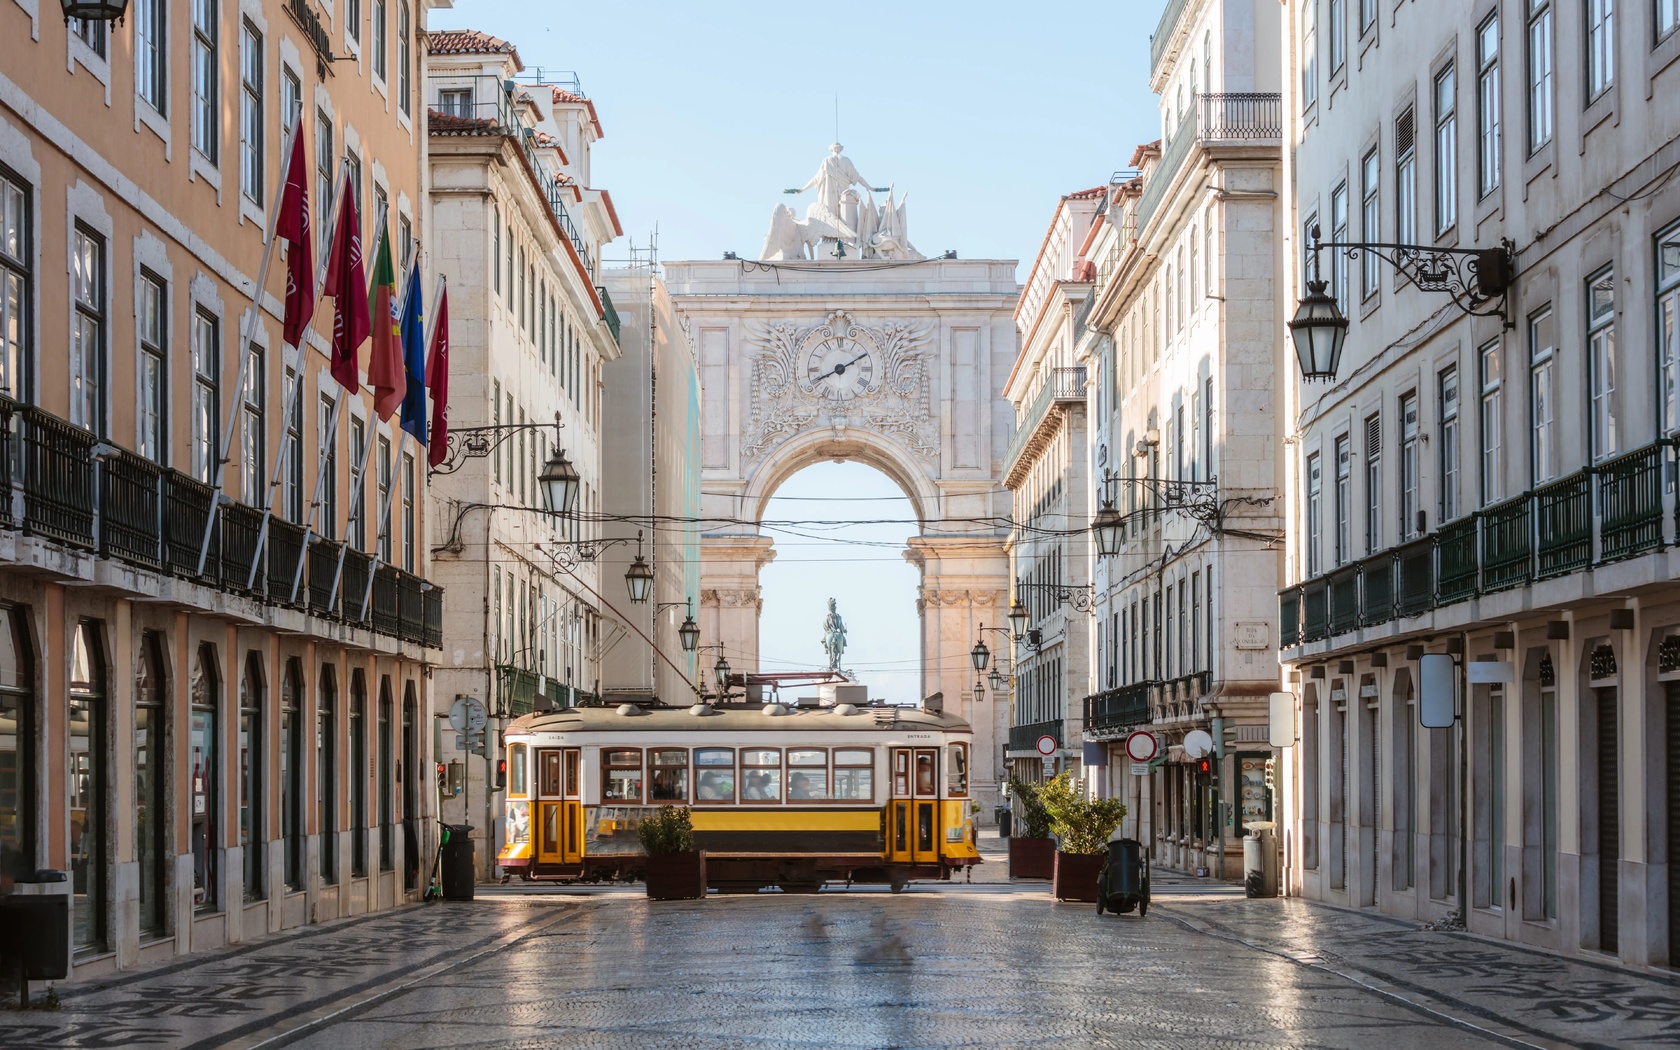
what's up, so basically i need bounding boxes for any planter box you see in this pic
[1053,850,1102,902]
[1008,836,1056,880]
[645,850,706,900]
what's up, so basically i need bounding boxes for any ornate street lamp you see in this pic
[1008,599,1029,641]
[624,532,654,604]
[988,668,1005,692]
[539,447,580,515]
[973,677,985,702]
[677,602,700,652]
[713,655,731,690]
[970,635,991,673]
[1091,499,1125,557]
[61,0,127,21]
[1288,277,1349,383]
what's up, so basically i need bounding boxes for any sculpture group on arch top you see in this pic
[760,144,923,262]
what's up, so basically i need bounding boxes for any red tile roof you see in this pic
[549,85,604,138]
[426,29,523,71]
[1065,186,1108,200]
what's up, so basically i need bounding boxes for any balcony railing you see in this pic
[1004,366,1087,479]
[1327,566,1359,636]
[0,398,442,649]
[1137,93,1282,231]
[598,285,621,345]
[1009,719,1064,755]
[1084,682,1154,732]
[1280,439,1680,649]
[1149,0,1191,72]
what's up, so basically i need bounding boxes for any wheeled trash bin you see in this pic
[440,825,476,901]
[0,869,68,1006]
[1096,838,1150,917]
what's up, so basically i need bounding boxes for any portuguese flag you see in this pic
[367,222,405,420]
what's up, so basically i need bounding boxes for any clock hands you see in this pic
[814,350,870,384]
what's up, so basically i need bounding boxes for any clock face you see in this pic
[804,335,875,401]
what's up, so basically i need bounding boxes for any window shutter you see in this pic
[1396,107,1416,157]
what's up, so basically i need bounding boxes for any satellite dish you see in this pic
[1182,729,1215,759]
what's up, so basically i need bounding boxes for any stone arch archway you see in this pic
[667,257,1020,808]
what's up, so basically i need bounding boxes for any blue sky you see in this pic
[432,1,1166,690]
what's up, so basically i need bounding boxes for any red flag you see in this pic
[324,173,370,391]
[277,131,313,348]
[426,281,450,469]
[367,223,404,419]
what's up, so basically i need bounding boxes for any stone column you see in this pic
[699,535,777,675]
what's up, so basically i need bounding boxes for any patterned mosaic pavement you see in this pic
[3,884,1676,1048]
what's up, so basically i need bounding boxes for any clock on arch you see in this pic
[802,333,877,402]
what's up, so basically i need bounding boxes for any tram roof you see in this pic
[509,703,973,736]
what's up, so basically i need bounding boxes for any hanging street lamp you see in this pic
[677,601,700,652]
[1288,277,1349,383]
[624,531,655,604]
[61,0,127,22]
[1008,599,1029,641]
[1091,499,1125,557]
[539,447,580,515]
[970,636,991,673]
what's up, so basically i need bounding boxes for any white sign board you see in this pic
[1182,728,1215,759]
[1420,653,1457,728]
[1268,691,1295,748]
[1467,660,1514,684]
[1234,622,1270,650]
[1130,762,1151,776]
[450,696,488,734]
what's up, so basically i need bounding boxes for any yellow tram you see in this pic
[496,699,981,892]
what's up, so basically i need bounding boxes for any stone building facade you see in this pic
[0,0,445,976]
[1278,0,1680,966]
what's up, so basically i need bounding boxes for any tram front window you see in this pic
[650,750,688,801]
[946,744,968,797]
[603,749,643,803]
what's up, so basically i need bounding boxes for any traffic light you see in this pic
[495,756,508,791]
[1197,758,1210,775]
[435,762,447,792]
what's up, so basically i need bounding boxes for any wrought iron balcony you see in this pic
[1137,93,1282,231]
[1009,719,1064,755]
[1598,445,1662,562]
[1004,366,1087,484]
[1085,682,1154,733]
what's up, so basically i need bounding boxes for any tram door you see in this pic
[536,749,583,866]
[888,748,940,864]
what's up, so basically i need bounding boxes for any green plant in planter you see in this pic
[1006,777,1053,838]
[636,805,694,856]
[1038,772,1127,855]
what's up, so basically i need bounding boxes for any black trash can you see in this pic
[0,870,69,1005]
[1104,839,1144,897]
[440,825,476,901]
[995,806,1012,838]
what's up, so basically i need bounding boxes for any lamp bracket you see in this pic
[1312,234,1515,328]
[429,416,567,475]
[1014,581,1095,614]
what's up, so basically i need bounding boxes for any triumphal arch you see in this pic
[663,145,1019,805]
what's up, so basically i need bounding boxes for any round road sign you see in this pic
[1035,734,1057,757]
[1182,728,1215,759]
[1124,731,1159,763]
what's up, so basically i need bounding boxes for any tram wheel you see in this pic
[889,879,907,894]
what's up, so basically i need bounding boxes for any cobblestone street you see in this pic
[5,874,1677,1049]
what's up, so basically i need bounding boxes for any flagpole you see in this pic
[358,428,410,622]
[245,155,352,592]
[333,238,422,615]
[288,201,389,603]
[196,109,307,578]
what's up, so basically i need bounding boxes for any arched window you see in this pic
[190,643,219,911]
[136,631,168,937]
[0,604,35,884]
[378,677,393,871]
[240,652,265,900]
[70,620,108,953]
[281,658,304,891]
[319,664,337,883]
[401,682,418,890]
[351,670,368,877]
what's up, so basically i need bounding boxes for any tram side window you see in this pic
[602,749,643,803]
[787,749,828,800]
[650,749,688,801]
[694,749,735,803]
[509,744,528,797]
[893,751,910,796]
[833,749,874,802]
[946,744,968,798]
[741,748,782,802]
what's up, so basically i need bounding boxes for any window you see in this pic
[372,0,387,81]
[1302,0,1318,107]
[192,311,218,482]
[319,395,337,538]
[1661,223,1680,434]
[1335,435,1352,565]
[1480,341,1504,504]
[1587,0,1615,99]
[240,653,265,900]
[1361,149,1381,298]
[402,452,415,570]
[1306,452,1323,576]
[1440,368,1460,521]
[191,0,218,161]
[440,87,472,117]
[318,667,336,882]
[1365,414,1383,551]
[348,0,360,40]
[139,272,166,462]
[282,66,300,132]
[1477,16,1501,197]
[1204,211,1214,290]
[833,749,874,800]
[377,436,392,561]
[315,109,335,234]
[72,16,106,58]
[281,660,303,891]
[190,644,219,911]
[1434,67,1458,234]
[0,607,34,899]
[1400,393,1421,537]
[241,21,263,205]
[788,750,829,800]
[241,346,264,502]
[284,368,303,521]
[399,214,412,273]
[136,0,167,114]
[0,170,29,401]
[397,2,411,115]
[1529,307,1557,483]
[1360,0,1376,33]
[1397,108,1417,244]
[649,750,688,801]
[946,744,969,797]
[131,632,166,937]
[603,749,643,802]
[1188,226,1200,309]
[1527,0,1555,151]
[694,749,735,802]
[742,749,783,801]
[1330,0,1346,71]
[71,226,105,434]
[1330,182,1349,308]
[349,416,366,548]
[491,207,501,295]
[1588,268,1617,460]
[69,623,108,952]
[350,673,367,877]
[1663,0,1680,40]
[378,682,392,871]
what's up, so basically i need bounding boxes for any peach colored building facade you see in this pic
[0,0,447,978]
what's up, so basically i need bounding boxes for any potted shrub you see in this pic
[637,806,705,900]
[1006,777,1056,880]
[1039,772,1127,903]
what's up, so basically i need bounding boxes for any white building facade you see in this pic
[424,31,621,869]
[1279,0,1680,965]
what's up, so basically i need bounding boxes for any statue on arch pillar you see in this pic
[821,597,848,672]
